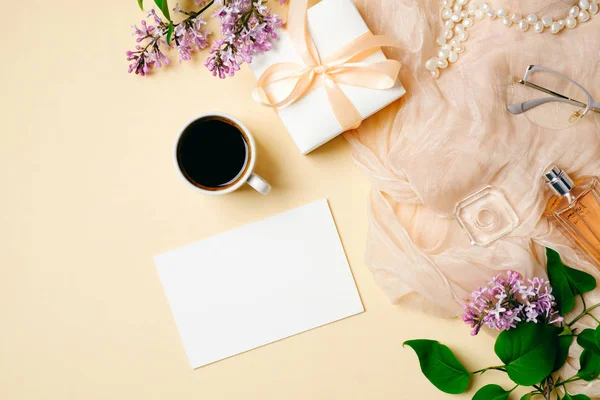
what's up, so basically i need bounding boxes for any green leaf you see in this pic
[154,0,171,20]
[546,248,597,315]
[578,349,600,381]
[520,393,538,400]
[403,340,470,394]
[564,265,597,295]
[554,333,573,372]
[166,22,174,45]
[494,322,558,386]
[547,248,576,314]
[138,0,144,10]
[563,392,592,400]
[472,384,511,400]
[577,329,599,352]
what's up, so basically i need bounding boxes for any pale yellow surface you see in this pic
[0,1,526,399]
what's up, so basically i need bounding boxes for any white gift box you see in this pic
[250,0,406,155]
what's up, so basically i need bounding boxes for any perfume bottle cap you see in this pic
[454,186,519,247]
[545,166,574,196]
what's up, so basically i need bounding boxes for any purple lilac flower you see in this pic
[461,270,563,336]
[127,15,170,76]
[205,0,283,78]
[127,6,211,75]
[173,7,211,61]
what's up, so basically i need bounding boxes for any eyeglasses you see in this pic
[507,65,600,130]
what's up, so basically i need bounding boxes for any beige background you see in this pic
[1,0,526,398]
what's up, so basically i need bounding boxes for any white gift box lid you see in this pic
[250,0,406,154]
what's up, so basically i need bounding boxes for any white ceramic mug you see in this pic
[174,112,271,195]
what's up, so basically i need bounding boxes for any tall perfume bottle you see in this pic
[544,166,600,268]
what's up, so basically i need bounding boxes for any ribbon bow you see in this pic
[253,0,402,131]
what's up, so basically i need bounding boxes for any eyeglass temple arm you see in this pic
[509,79,600,113]
[507,96,581,115]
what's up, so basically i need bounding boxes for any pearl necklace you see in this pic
[425,0,600,78]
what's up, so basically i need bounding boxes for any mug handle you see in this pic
[247,173,272,195]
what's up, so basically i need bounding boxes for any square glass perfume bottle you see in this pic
[455,186,520,247]
[544,166,600,269]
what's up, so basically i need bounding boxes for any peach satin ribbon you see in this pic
[253,0,402,131]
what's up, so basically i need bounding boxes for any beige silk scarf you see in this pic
[345,0,600,395]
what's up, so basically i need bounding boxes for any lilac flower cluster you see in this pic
[127,7,210,76]
[205,0,283,78]
[462,271,563,336]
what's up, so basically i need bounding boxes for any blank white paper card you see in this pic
[154,199,364,368]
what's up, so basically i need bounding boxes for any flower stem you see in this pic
[197,0,215,16]
[587,312,600,324]
[139,34,162,55]
[162,1,213,47]
[554,376,583,387]
[471,365,506,374]
[568,302,600,327]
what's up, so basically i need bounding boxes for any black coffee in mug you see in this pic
[176,116,250,190]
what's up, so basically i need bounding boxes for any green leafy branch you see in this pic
[404,249,600,400]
